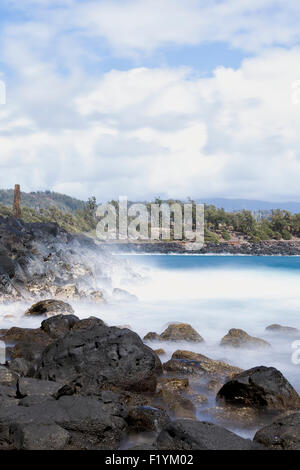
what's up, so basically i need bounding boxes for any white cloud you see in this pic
[3,0,300,56]
[1,45,300,201]
[1,1,300,202]
[8,0,299,55]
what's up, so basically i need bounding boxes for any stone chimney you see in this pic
[13,184,21,219]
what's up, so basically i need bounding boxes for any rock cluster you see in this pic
[0,306,299,449]
[0,216,105,302]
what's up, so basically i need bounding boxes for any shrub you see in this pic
[222,229,231,241]
[282,229,292,240]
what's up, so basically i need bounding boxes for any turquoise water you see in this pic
[126,254,300,271]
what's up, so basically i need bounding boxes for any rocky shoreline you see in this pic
[0,304,299,450]
[110,240,300,256]
[0,216,141,303]
[1,217,300,450]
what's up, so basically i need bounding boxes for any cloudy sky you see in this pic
[0,0,300,202]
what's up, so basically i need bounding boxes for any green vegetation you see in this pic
[205,228,220,243]
[203,205,297,242]
[0,189,299,243]
[221,229,231,241]
[0,201,97,234]
[0,189,85,212]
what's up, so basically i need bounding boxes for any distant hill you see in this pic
[0,189,85,213]
[1,190,300,215]
[198,198,300,214]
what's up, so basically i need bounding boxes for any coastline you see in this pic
[104,241,300,256]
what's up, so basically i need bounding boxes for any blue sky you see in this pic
[0,0,300,202]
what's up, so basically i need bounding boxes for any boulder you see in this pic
[8,358,35,377]
[0,393,127,450]
[24,299,74,317]
[17,377,62,398]
[0,365,18,386]
[19,396,56,407]
[37,324,162,393]
[163,358,206,377]
[172,350,242,380]
[143,332,161,342]
[155,419,262,450]
[71,316,105,331]
[254,412,300,450]
[4,328,53,362]
[127,406,170,432]
[156,389,196,419]
[156,376,206,415]
[160,323,203,342]
[143,323,204,343]
[41,314,79,338]
[10,423,70,450]
[266,324,300,337]
[220,329,271,349]
[217,366,300,411]
[202,406,267,429]
[0,384,18,408]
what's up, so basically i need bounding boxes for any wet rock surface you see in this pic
[220,329,271,349]
[0,394,128,450]
[254,412,300,450]
[37,323,162,394]
[127,406,170,432]
[144,323,204,343]
[217,366,300,411]
[41,314,79,338]
[10,423,70,450]
[155,419,263,450]
[171,350,242,380]
[0,309,299,449]
[0,216,107,302]
[265,324,300,337]
[1,218,300,450]
[25,299,75,317]
[17,377,62,398]
[202,405,268,430]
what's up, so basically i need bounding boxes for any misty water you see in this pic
[1,254,300,440]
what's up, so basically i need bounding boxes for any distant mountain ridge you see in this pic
[1,189,300,214]
[0,189,85,213]
[198,198,300,213]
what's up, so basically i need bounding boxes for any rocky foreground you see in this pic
[0,302,300,450]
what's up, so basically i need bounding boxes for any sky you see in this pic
[0,0,300,202]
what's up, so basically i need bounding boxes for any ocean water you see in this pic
[1,254,300,438]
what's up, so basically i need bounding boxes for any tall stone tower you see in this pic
[13,184,21,219]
